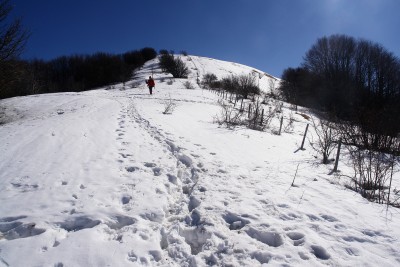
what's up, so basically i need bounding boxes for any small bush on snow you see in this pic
[183,81,195,89]
[161,95,178,114]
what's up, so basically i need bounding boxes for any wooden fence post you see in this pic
[260,109,264,125]
[333,138,342,172]
[300,124,309,150]
[278,116,283,135]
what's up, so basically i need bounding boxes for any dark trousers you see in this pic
[149,86,153,94]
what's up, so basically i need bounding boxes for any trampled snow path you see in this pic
[1,55,400,266]
[124,94,225,265]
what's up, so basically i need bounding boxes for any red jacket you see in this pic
[147,78,155,87]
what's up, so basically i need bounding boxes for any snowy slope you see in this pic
[183,55,280,92]
[135,55,280,94]
[0,56,399,267]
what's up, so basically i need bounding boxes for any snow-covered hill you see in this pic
[132,55,280,94]
[0,55,399,267]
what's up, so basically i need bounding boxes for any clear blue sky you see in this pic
[11,0,400,78]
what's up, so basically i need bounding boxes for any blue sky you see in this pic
[11,0,400,78]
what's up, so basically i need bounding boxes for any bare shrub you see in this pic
[183,81,195,89]
[257,98,283,132]
[339,119,400,205]
[214,94,280,132]
[348,148,396,204]
[247,100,265,131]
[309,116,339,164]
[130,81,141,88]
[267,79,278,98]
[161,95,177,114]
[219,74,260,98]
[214,100,243,128]
[283,112,295,133]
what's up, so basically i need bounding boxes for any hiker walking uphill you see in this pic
[146,76,155,95]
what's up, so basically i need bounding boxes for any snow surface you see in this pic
[0,55,399,266]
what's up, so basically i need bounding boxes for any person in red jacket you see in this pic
[146,76,155,95]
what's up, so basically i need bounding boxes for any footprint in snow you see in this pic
[277,203,290,208]
[152,167,162,176]
[310,245,330,260]
[125,166,138,172]
[10,182,39,192]
[344,247,360,256]
[167,174,178,184]
[121,195,132,204]
[106,215,136,230]
[57,216,100,232]
[222,212,250,230]
[320,214,338,222]
[245,227,284,248]
[286,232,305,246]
[144,162,157,168]
[0,216,46,240]
[306,214,321,221]
[0,215,27,223]
[119,153,132,159]
[279,212,302,221]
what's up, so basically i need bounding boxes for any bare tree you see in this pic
[0,0,30,98]
[237,73,260,99]
[201,73,218,89]
[0,0,29,63]
[159,52,189,78]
